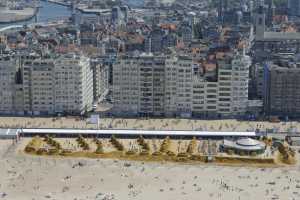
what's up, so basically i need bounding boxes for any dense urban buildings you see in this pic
[112,51,252,118]
[1,0,300,119]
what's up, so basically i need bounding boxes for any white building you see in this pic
[0,56,16,114]
[230,52,251,115]
[165,55,193,117]
[11,53,93,115]
[112,53,165,116]
[112,55,140,115]
[22,59,56,115]
[54,54,93,115]
[192,52,251,118]
[111,52,251,118]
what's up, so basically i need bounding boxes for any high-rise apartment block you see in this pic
[192,52,251,118]
[0,56,17,114]
[0,53,93,115]
[112,52,251,118]
[264,62,300,117]
[165,55,193,117]
[112,54,165,116]
[54,54,93,115]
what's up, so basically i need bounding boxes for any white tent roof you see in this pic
[21,128,257,137]
[223,138,265,151]
[236,138,260,146]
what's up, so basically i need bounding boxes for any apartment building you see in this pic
[0,53,93,115]
[217,59,232,116]
[230,52,251,115]
[0,56,17,114]
[112,54,165,116]
[112,55,140,115]
[165,56,193,117]
[54,54,93,115]
[112,52,251,118]
[264,62,300,117]
[192,52,251,118]
[139,55,165,116]
[192,76,206,116]
[22,59,56,115]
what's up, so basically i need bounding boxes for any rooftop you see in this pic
[259,32,300,41]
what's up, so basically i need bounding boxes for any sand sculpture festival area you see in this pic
[0,139,299,200]
[0,116,300,199]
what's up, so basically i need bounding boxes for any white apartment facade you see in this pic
[112,54,165,116]
[165,55,193,117]
[112,55,140,115]
[112,52,251,118]
[23,59,56,115]
[192,52,251,118]
[230,53,251,115]
[0,53,94,116]
[54,54,93,114]
[0,56,16,114]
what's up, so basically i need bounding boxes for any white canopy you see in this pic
[21,128,257,137]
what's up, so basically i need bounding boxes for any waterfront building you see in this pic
[22,59,56,115]
[0,52,93,116]
[230,52,252,116]
[112,54,141,116]
[165,55,193,117]
[112,53,165,116]
[112,52,252,118]
[264,62,300,117]
[192,51,252,118]
[54,53,93,115]
[0,56,17,114]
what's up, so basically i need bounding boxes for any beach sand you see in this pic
[0,116,300,133]
[0,139,300,200]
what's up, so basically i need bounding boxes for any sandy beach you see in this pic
[0,116,300,133]
[0,138,299,200]
[0,116,300,199]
